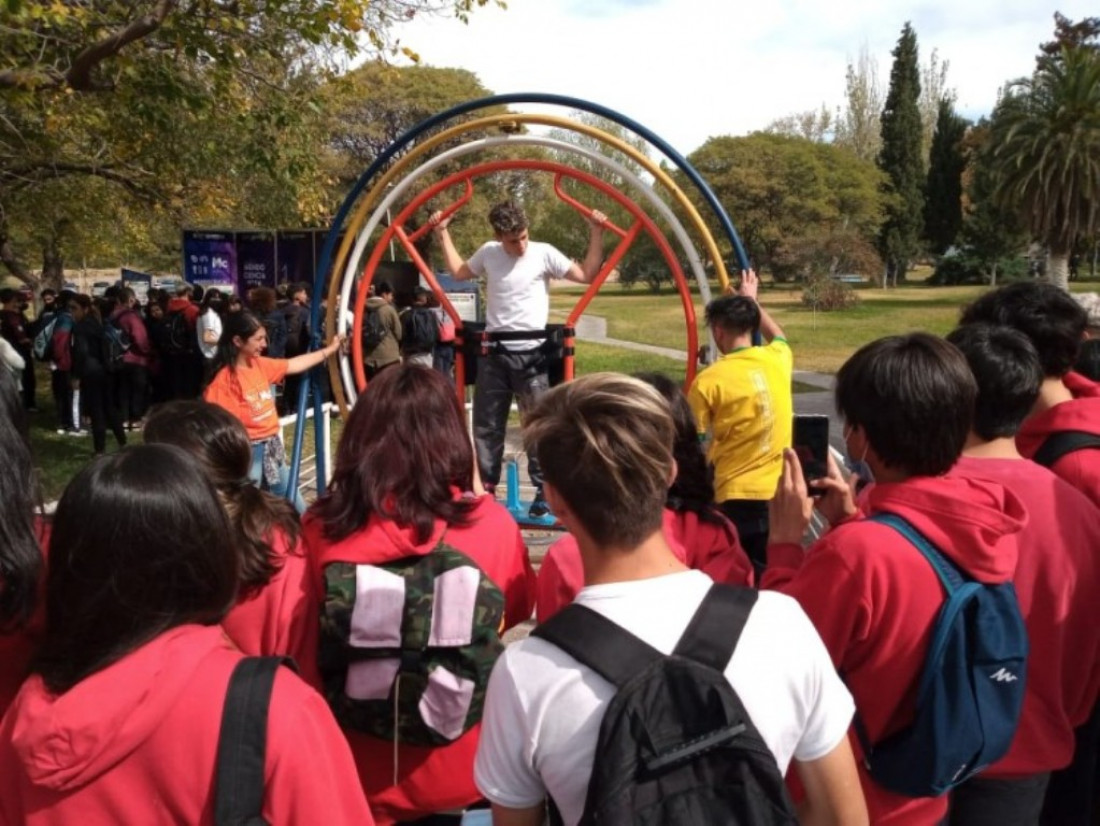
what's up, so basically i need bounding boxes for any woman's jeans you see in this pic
[249,441,306,514]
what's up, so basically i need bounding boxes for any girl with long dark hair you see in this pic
[537,371,754,622]
[203,310,342,512]
[303,364,535,825]
[0,366,44,715]
[0,445,374,824]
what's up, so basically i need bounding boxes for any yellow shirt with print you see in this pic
[688,338,793,502]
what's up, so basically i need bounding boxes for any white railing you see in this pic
[280,401,337,497]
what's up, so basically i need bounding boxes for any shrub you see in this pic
[801,275,861,311]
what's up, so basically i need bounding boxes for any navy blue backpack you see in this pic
[855,512,1028,798]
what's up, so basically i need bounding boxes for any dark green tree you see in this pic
[877,22,925,286]
[959,119,1024,285]
[988,45,1100,289]
[923,97,969,254]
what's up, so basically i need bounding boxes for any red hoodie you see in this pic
[762,475,1026,825]
[220,528,321,687]
[301,494,536,826]
[166,297,200,328]
[0,625,373,825]
[1016,372,1100,509]
[953,456,1100,776]
[537,506,754,622]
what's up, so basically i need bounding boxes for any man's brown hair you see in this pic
[525,373,673,548]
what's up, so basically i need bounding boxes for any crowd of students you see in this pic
[0,276,1097,826]
[0,281,317,451]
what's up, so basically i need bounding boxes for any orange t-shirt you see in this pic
[204,357,289,441]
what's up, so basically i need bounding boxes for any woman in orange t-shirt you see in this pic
[204,310,342,512]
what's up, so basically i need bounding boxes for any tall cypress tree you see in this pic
[924,97,969,254]
[878,22,925,285]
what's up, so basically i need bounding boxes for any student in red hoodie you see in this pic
[765,332,1027,825]
[945,323,1100,825]
[143,399,320,685]
[959,281,1100,508]
[0,444,373,825]
[538,371,752,622]
[0,366,44,717]
[302,363,536,825]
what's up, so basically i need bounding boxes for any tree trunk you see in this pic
[42,239,64,291]
[990,263,998,287]
[1047,250,1070,291]
[0,231,38,291]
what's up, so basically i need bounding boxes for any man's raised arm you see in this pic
[737,269,785,342]
[564,210,607,284]
[429,211,475,281]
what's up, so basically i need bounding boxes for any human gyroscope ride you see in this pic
[287,93,751,523]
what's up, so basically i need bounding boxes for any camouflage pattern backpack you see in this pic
[319,536,506,747]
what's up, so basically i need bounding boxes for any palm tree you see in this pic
[988,46,1100,289]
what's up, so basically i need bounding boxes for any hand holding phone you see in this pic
[792,414,830,496]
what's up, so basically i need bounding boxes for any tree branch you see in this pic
[66,0,179,91]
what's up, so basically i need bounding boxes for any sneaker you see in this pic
[66,428,85,436]
[55,428,67,435]
[528,492,551,519]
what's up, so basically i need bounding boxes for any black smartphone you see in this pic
[792,414,830,495]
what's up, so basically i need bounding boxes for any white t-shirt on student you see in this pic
[475,570,854,825]
[467,241,573,351]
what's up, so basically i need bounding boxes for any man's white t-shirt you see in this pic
[467,241,573,351]
[474,570,854,825]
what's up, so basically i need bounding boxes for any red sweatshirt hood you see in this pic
[7,625,227,793]
[1017,372,1100,455]
[862,474,1026,582]
[302,490,488,564]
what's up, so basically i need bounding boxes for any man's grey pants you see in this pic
[473,347,549,489]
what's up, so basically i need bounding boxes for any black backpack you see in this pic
[362,306,387,352]
[103,318,132,373]
[165,309,194,355]
[533,585,798,826]
[404,307,439,354]
[214,656,295,826]
[1033,430,1100,468]
[283,306,308,357]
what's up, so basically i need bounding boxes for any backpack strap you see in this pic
[868,512,965,594]
[1033,430,1100,468]
[532,604,664,688]
[214,656,295,826]
[672,584,757,670]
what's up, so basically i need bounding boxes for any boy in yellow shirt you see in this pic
[688,270,792,574]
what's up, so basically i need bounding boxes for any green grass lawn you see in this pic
[551,278,990,374]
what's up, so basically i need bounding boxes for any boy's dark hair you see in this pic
[376,280,393,297]
[836,333,976,477]
[488,201,528,235]
[946,324,1042,442]
[705,295,760,337]
[0,288,15,304]
[633,371,715,513]
[959,281,1087,377]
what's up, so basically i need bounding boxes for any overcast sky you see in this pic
[393,0,1091,155]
